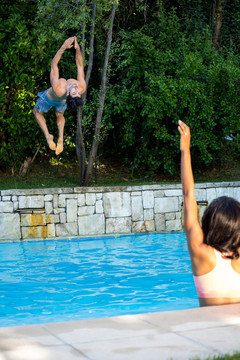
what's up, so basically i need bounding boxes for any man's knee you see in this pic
[56,112,65,123]
[33,106,37,116]
[33,106,42,117]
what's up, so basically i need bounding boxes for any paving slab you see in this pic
[73,331,212,360]
[0,304,239,360]
[138,303,240,331]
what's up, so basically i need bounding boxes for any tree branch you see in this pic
[84,1,117,186]
[83,0,96,101]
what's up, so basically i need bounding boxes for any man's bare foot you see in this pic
[55,139,63,155]
[47,135,56,151]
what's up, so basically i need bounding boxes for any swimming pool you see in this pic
[0,232,198,327]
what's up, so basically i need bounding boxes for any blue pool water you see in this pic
[0,232,198,327]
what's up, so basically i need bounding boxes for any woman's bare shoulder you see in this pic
[186,226,216,275]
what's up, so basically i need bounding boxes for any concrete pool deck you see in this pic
[0,304,240,360]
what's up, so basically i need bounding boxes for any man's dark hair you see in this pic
[66,95,84,111]
[202,196,240,259]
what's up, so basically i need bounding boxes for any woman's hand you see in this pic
[178,120,190,152]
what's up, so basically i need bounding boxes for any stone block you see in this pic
[106,217,131,234]
[165,212,175,221]
[21,213,47,227]
[206,188,217,203]
[58,195,66,207]
[47,224,55,238]
[44,195,53,201]
[60,212,67,223]
[178,196,183,206]
[56,223,78,237]
[145,220,155,232]
[155,213,165,231]
[131,196,143,221]
[12,196,17,202]
[2,196,11,201]
[19,196,44,209]
[86,193,96,206]
[53,194,58,208]
[0,213,21,240]
[215,187,230,198]
[78,214,105,235]
[154,190,164,198]
[0,201,13,213]
[78,206,95,216]
[45,201,53,214]
[65,194,79,199]
[195,189,206,202]
[103,192,131,217]
[164,190,182,197]
[67,199,77,222]
[154,197,179,213]
[231,187,240,202]
[166,219,182,232]
[176,212,181,219]
[13,201,19,211]
[144,209,153,221]
[46,214,59,224]
[142,191,154,209]
[131,191,142,196]
[77,194,85,206]
[96,200,103,214]
[96,193,102,200]
[53,208,63,214]
[132,221,146,233]
[21,226,47,239]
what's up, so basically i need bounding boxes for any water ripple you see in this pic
[0,232,198,327]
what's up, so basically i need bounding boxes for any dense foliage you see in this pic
[103,11,240,176]
[1,0,240,178]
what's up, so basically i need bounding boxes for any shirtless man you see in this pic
[33,37,86,155]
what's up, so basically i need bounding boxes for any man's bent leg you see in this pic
[55,112,65,155]
[33,106,56,151]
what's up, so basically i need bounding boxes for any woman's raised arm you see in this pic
[178,120,203,253]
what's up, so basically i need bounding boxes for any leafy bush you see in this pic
[0,1,47,172]
[103,11,240,177]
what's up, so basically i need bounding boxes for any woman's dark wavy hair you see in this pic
[66,95,84,111]
[202,196,240,259]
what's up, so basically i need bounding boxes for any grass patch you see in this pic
[0,157,240,190]
[192,353,240,360]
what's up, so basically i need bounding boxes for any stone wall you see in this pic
[1,182,240,241]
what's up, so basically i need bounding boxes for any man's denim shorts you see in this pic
[35,89,67,113]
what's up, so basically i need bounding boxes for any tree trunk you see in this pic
[156,0,162,18]
[213,0,226,49]
[76,107,86,185]
[84,0,96,100]
[76,0,96,185]
[84,1,117,186]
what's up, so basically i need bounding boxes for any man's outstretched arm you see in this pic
[74,37,86,93]
[50,37,75,90]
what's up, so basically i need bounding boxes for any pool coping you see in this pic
[1,304,240,360]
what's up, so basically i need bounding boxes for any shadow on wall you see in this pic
[181,201,208,228]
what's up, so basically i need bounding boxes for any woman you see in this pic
[178,120,240,306]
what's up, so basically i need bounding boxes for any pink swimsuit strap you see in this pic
[193,249,240,298]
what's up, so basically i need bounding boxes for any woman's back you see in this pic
[193,249,240,306]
